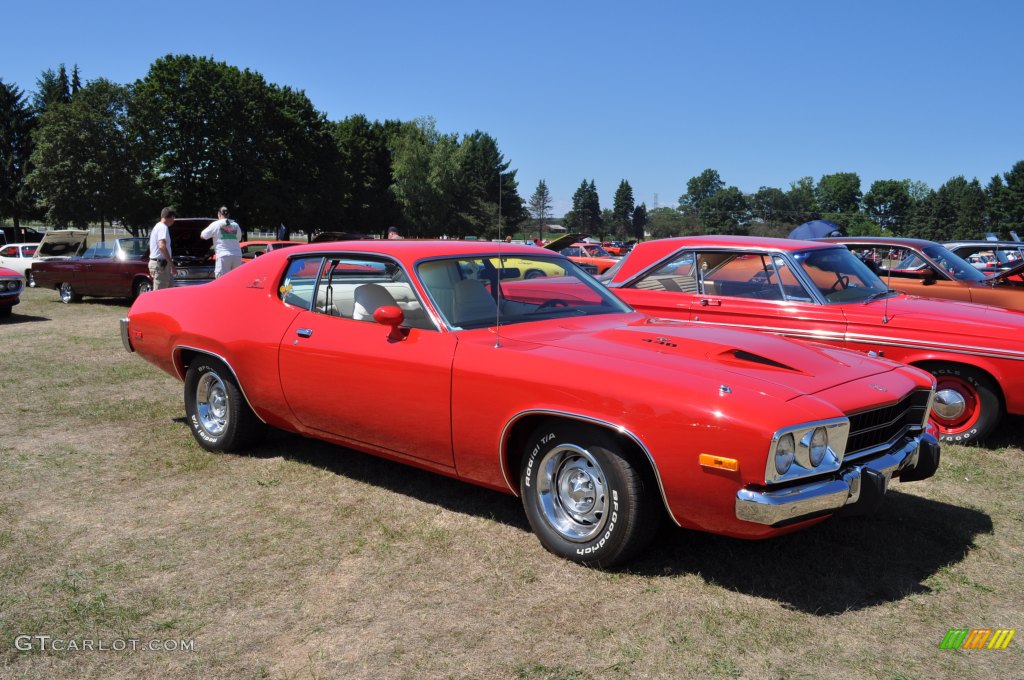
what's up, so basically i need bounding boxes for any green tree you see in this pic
[816,172,862,214]
[28,79,142,231]
[71,66,82,96]
[1001,161,1024,230]
[985,175,1008,234]
[701,185,749,234]
[646,206,694,239]
[631,202,647,241]
[750,186,789,225]
[611,179,634,239]
[863,179,912,234]
[0,80,38,228]
[786,176,819,224]
[678,168,724,216]
[33,67,71,114]
[528,179,553,242]
[332,115,402,234]
[563,179,602,235]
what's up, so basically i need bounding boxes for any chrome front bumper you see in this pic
[119,317,134,353]
[735,433,940,527]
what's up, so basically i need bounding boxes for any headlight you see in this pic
[775,433,795,475]
[807,427,828,467]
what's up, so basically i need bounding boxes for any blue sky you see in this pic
[3,1,1022,216]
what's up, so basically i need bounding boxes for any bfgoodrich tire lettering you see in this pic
[520,421,660,567]
[183,358,264,452]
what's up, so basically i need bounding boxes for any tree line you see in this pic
[0,57,526,238]
[3,57,1022,243]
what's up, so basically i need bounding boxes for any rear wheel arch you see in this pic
[175,347,265,425]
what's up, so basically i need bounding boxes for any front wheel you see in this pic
[183,358,264,452]
[925,364,1002,444]
[520,421,660,567]
[59,282,81,304]
[133,278,153,299]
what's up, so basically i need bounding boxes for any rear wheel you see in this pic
[924,364,1002,444]
[183,358,264,452]
[133,278,153,299]
[520,421,660,567]
[59,282,81,303]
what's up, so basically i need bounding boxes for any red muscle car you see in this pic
[121,240,938,566]
[608,235,1024,444]
[821,237,1024,311]
[0,266,24,317]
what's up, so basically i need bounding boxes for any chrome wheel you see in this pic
[933,388,967,421]
[59,282,74,303]
[195,371,230,437]
[535,444,608,542]
[26,270,35,287]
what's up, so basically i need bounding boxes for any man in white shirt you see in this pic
[148,207,176,290]
[202,206,244,277]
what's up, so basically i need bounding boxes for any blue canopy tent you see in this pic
[788,220,843,240]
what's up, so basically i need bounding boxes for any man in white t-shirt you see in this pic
[148,207,176,290]
[202,206,244,277]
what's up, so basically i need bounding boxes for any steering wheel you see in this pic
[530,299,570,313]
[829,275,850,292]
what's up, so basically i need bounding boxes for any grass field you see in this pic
[1,286,1022,679]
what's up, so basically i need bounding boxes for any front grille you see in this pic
[846,389,931,456]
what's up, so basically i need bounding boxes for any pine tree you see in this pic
[528,179,552,242]
[71,65,82,95]
[632,203,647,241]
[612,179,634,239]
[0,80,38,227]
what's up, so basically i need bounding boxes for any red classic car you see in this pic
[0,266,24,317]
[608,235,1024,444]
[33,220,216,303]
[122,240,939,566]
[821,237,1024,312]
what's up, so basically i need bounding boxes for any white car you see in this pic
[0,243,39,285]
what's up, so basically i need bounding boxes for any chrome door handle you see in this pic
[699,299,722,306]
[296,328,313,338]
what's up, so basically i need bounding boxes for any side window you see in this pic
[279,256,325,310]
[24,246,37,257]
[772,256,813,302]
[313,256,435,330]
[632,251,697,293]
[697,252,783,300]
[0,246,14,258]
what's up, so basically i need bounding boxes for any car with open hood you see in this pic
[820,236,1024,312]
[607,235,1024,444]
[32,220,215,303]
[0,266,24,317]
[544,233,620,274]
[121,240,938,567]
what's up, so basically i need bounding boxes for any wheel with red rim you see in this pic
[924,364,1001,444]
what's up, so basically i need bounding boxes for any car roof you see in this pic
[279,239,559,260]
[819,236,941,248]
[945,240,1024,247]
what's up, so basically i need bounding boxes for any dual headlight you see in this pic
[1,279,21,292]
[766,418,850,484]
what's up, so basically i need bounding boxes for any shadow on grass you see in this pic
[983,413,1024,449]
[215,427,991,615]
[631,491,993,615]
[3,312,50,324]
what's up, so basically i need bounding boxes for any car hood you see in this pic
[502,315,895,402]
[34,230,89,260]
[543,233,586,252]
[170,218,216,259]
[857,294,1024,338]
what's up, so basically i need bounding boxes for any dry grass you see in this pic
[1,287,1022,679]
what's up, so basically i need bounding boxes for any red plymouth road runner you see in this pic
[608,235,1024,444]
[122,240,939,566]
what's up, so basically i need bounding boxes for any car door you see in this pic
[0,245,18,273]
[277,254,457,467]
[615,249,698,320]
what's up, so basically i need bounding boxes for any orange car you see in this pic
[823,237,1024,311]
[545,234,619,274]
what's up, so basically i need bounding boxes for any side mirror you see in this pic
[373,305,407,341]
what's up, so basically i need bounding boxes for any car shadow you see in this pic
[3,313,50,324]
[233,428,991,615]
[630,491,992,615]
[983,413,1024,449]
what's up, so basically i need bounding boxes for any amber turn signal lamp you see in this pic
[699,454,739,472]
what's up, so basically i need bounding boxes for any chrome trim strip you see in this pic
[498,409,681,527]
[172,344,268,424]
[119,318,134,353]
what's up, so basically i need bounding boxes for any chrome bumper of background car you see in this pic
[120,318,134,353]
[735,434,940,527]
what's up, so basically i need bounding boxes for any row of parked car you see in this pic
[114,232,1024,566]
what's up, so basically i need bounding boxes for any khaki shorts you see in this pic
[149,259,172,290]
[215,255,243,278]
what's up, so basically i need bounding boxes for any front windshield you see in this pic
[417,254,631,329]
[921,245,987,282]
[792,247,891,303]
[583,244,612,257]
[117,238,149,260]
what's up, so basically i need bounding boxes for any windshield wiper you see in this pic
[863,289,896,304]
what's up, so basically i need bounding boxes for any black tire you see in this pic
[133,278,153,299]
[524,268,545,279]
[59,282,81,303]
[183,357,265,452]
[520,421,661,568]
[924,364,1002,444]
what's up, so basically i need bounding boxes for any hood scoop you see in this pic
[718,349,800,372]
